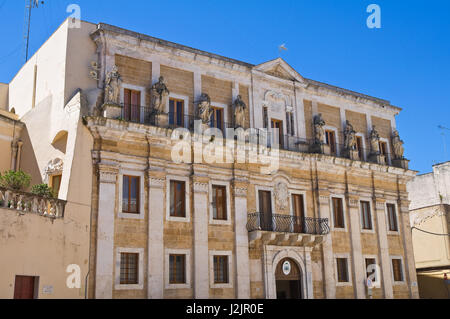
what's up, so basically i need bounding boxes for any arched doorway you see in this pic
[275,258,303,299]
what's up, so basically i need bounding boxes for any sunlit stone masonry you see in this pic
[1,19,419,299]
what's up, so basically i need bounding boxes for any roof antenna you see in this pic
[23,0,44,63]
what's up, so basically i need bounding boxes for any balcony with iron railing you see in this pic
[0,187,66,219]
[103,103,400,168]
[246,212,330,247]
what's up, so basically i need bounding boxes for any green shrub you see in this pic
[31,184,55,198]
[0,170,31,191]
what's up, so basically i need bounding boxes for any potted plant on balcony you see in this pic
[31,184,56,198]
[0,170,31,191]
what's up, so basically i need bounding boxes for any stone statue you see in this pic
[104,65,121,105]
[344,120,357,151]
[150,76,170,113]
[392,130,405,159]
[197,93,213,124]
[233,95,247,128]
[370,126,381,154]
[313,113,326,144]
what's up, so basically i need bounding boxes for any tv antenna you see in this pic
[23,0,44,63]
[438,125,450,160]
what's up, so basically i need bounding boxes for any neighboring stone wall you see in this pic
[202,75,233,123]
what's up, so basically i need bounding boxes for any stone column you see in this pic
[318,193,336,298]
[193,180,209,298]
[374,198,394,299]
[294,87,306,139]
[347,195,366,299]
[95,164,118,299]
[398,196,420,299]
[147,175,165,299]
[233,182,250,299]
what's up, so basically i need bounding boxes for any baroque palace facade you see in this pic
[0,19,418,299]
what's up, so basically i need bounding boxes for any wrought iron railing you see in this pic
[0,187,66,218]
[247,212,330,235]
[109,104,395,166]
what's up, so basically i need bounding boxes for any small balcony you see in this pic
[0,187,66,219]
[246,212,330,247]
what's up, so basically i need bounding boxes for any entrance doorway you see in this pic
[13,275,38,299]
[275,258,303,299]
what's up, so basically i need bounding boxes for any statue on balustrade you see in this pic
[392,130,405,159]
[344,120,357,151]
[197,93,213,124]
[233,95,247,128]
[150,76,170,114]
[370,126,381,154]
[313,113,326,145]
[104,65,122,105]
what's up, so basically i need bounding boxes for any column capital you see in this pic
[374,198,386,210]
[98,164,118,184]
[347,195,360,208]
[193,181,208,193]
[318,191,331,205]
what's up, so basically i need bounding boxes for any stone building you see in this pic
[408,162,450,298]
[1,18,419,299]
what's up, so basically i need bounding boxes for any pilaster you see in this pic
[95,164,118,299]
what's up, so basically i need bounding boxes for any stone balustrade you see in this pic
[0,187,66,218]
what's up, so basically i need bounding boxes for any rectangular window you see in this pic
[336,258,349,283]
[356,136,364,160]
[361,201,373,230]
[332,197,345,229]
[210,106,224,131]
[365,258,377,279]
[170,180,186,217]
[212,185,227,220]
[169,98,185,127]
[392,258,404,282]
[123,88,141,123]
[120,253,139,285]
[51,174,62,198]
[290,112,295,136]
[325,130,336,154]
[122,176,140,214]
[387,203,398,232]
[169,254,186,284]
[214,256,229,284]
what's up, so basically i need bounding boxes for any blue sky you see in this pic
[0,0,449,173]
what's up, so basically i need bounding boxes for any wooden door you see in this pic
[259,190,273,231]
[14,276,36,299]
[271,119,284,148]
[292,194,305,233]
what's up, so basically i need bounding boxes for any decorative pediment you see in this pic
[254,58,306,84]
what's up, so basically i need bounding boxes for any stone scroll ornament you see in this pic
[313,113,326,145]
[274,182,289,211]
[104,65,122,105]
[369,126,381,154]
[344,120,357,151]
[391,130,405,159]
[197,93,213,124]
[150,76,170,114]
[233,95,247,128]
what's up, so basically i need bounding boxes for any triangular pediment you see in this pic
[254,58,305,84]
